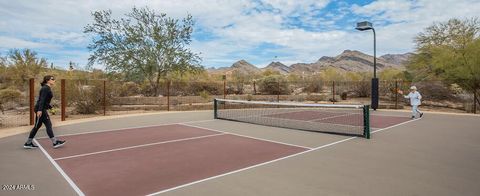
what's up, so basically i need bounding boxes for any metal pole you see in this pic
[371,28,379,110]
[373,28,376,79]
[61,79,66,121]
[29,78,34,125]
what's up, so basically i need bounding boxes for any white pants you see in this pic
[412,105,422,117]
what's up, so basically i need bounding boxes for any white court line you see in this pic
[54,133,226,161]
[147,117,421,195]
[307,113,356,122]
[371,118,422,134]
[37,119,216,139]
[34,139,85,196]
[179,123,313,150]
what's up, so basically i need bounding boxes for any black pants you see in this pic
[28,111,55,139]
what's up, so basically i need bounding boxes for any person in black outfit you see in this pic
[24,75,66,149]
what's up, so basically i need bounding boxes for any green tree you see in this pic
[320,68,345,81]
[408,18,479,95]
[378,68,405,80]
[84,7,202,96]
[0,54,6,81]
[5,49,47,83]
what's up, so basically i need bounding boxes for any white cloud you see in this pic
[0,36,57,49]
[0,0,479,68]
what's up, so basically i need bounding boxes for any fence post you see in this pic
[332,81,335,104]
[61,79,66,121]
[29,78,34,125]
[277,81,280,102]
[167,80,170,111]
[223,75,226,99]
[103,80,106,116]
[474,88,477,114]
[395,80,398,109]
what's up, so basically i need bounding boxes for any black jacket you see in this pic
[34,85,53,112]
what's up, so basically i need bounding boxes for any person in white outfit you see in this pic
[398,86,424,119]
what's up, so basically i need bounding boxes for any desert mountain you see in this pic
[263,62,291,74]
[380,53,414,65]
[208,50,410,74]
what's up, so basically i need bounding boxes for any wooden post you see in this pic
[253,80,256,95]
[103,80,106,116]
[223,75,226,99]
[332,81,335,104]
[61,79,66,121]
[277,81,280,102]
[167,80,170,111]
[29,78,34,125]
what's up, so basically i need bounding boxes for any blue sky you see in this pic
[0,0,479,69]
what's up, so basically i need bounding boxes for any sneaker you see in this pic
[23,142,38,149]
[411,116,415,119]
[420,113,424,118]
[53,140,66,149]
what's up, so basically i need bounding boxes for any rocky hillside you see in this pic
[208,50,411,74]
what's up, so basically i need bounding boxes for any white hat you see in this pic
[410,86,417,90]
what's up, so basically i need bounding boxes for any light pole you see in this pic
[356,21,378,110]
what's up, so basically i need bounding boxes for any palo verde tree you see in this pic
[408,18,480,99]
[84,7,202,96]
[5,49,48,84]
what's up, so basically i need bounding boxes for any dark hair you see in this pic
[41,75,54,86]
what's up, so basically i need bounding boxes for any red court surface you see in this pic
[263,111,411,129]
[265,111,342,121]
[315,114,411,128]
[36,124,307,196]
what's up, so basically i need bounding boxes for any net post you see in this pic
[213,98,218,119]
[363,105,370,139]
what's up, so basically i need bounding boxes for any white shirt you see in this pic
[405,91,422,106]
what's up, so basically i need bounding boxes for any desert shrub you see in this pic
[67,80,110,114]
[0,88,21,102]
[226,82,244,95]
[199,90,210,101]
[415,81,458,101]
[341,91,348,100]
[306,94,325,103]
[303,78,324,93]
[0,88,22,113]
[246,94,253,101]
[258,76,289,95]
[352,81,370,97]
[192,81,222,95]
[119,82,140,96]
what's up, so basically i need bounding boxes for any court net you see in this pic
[214,99,370,138]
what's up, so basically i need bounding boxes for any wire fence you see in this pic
[0,78,478,128]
